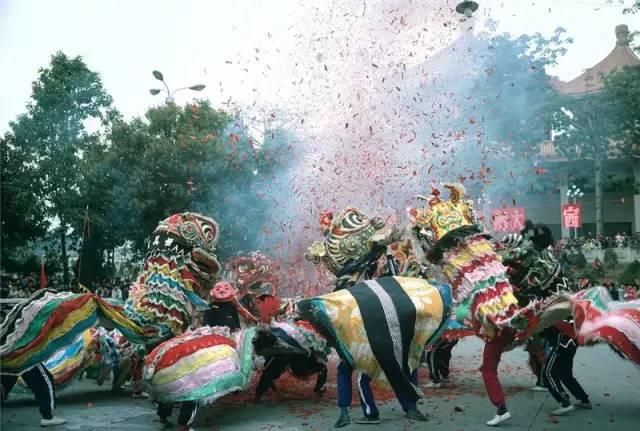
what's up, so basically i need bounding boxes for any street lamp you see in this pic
[149,70,206,104]
[567,185,584,239]
[456,1,479,18]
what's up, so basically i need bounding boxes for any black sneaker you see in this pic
[334,414,351,428]
[406,409,429,422]
[355,416,381,424]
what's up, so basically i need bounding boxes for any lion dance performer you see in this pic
[407,184,640,425]
[304,207,443,427]
[1,212,225,427]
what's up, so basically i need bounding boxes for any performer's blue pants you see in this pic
[337,361,419,416]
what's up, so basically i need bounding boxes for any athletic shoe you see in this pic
[40,417,67,427]
[530,385,547,392]
[159,418,172,430]
[334,414,350,428]
[486,411,511,426]
[355,416,381,424]
[424,382,442,389]
[551,404,575,416]
[405,410,428,422]
[575,401,593,410]
[442,377,450,384]
[133,392,149,399]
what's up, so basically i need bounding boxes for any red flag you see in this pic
[40,261,47,289]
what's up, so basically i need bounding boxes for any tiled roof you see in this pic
[552,25,640,96]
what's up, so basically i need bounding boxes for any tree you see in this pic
[552,65,640,233]
[7,52,113,285]
[1,133,48,265]
[601,65,640,146]
[451,29,570,205]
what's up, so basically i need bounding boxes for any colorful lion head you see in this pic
[225,251,279,298]
[305,207,393,276]
[407,183,478,244]
[126,212,222,337]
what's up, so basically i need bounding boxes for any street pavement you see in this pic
[1,337,637,431]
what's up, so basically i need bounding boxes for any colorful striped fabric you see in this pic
[297,276,451,402]
[143,326,257,404]
[268,321,329,357]
[13,329,98,393]
[572,286,640,366]
[124,256,210,339]
[0,290,154,375]
[441,234,536,339]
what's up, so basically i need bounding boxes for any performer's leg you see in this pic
[439,340,457,379]
[131,357,145,397]
[256,356,288,400]
[157,402,173,428]
[355,373,380,423]
[314,361,328,393]
[526,340,545,388]
[356,373,379,418]
[426,349,440,383]
[1,374,18,403]
[556,344,590,405]
[395,370,428,422]
[335,361,352,427]
[482,330,513,426]
[336,361,353,409]
[177,401,198,427]
[22,364,56,420]
[542,345,571,407]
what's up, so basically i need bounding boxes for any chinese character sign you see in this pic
[562,204,582,228]
[491,208,526,232]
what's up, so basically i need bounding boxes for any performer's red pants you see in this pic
[481,329,515,408]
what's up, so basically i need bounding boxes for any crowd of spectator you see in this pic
[0,275,131,300]
[557,232,640,251]
[94,279,130,301]
[602,281,638,301]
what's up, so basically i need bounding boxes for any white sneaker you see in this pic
[40,417,67,427]
[425,382,442,389]
[551,404,575,416]
[530,385,547,392]
[486,412,511,426]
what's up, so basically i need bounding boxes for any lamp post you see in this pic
[149,70,205,104]
[567,185,584,239]
[455,1,479,18]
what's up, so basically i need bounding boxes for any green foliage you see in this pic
[455,29,570,201]
[553,65,640,162]
[572,249,587,269]
[0,133,48,253]
[76,100,287,259]
[4,52,113,283]
[604,248,619,267]
[602,65,640,148]
[619,259,640,285]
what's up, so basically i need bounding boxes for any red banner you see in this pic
[562,204,582,228]
[491,207,526,232]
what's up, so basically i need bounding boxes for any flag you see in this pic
[40,261,47,289]
[76,207,98,291]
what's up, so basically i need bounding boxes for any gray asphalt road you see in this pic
[1,338,637,431]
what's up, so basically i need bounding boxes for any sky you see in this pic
[0,0,638,132]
